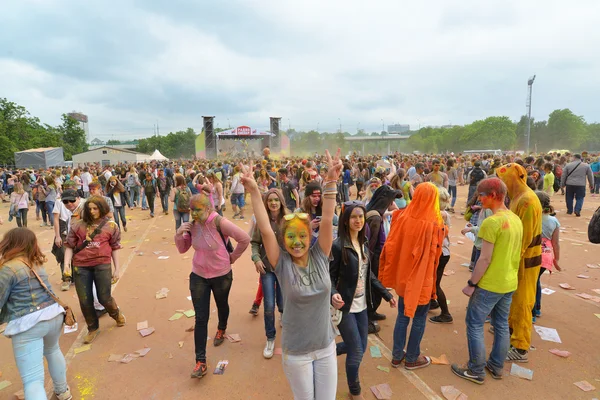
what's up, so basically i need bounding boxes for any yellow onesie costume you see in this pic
[496,163,542,351]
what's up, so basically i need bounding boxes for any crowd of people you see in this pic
[1,147,599,399]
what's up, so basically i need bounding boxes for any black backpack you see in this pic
[470,168,485,186]
[588,206,600,244]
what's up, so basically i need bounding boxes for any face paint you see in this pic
[191,205,209,222]
[283,219,310,259]
[349,207,365,233]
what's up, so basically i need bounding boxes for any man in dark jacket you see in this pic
[365,185,401,333]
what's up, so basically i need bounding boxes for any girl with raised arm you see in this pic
[241,149,342,400]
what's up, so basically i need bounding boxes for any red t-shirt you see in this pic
[66,218,121,267]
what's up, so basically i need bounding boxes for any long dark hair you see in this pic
[0,227,47,267]
[337,203,367,265]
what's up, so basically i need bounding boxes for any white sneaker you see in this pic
[263,339,275,359]
[56,386,73,400]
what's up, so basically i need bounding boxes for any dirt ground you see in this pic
[0,186,599,400]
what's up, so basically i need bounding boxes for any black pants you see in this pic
[435,255,451,316]
[39,200,48,223]
[73,264,120,331]
[190,270,233,363]
[16,208,28,227]
[145,192,155,215]
[368,248,383,318]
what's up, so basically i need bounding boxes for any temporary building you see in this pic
[72,146,150,167]
[148,149,168,161]
[15,147,65,169]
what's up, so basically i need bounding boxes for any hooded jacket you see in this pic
[379,183,444,318]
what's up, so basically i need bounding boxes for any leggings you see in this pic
[435,255,451,315]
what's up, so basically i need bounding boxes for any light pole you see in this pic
[526,75,536,154]
[338,118,342,133]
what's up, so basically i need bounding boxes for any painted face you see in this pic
[349,207,365,233]
[190,204,209,223]
[370,182,381,190]
[309,191,321,207]
[88,203,100,220]
[478,191,496,209]
[267,194,281,212]
[433,163,440,171]
[284,219,310,259]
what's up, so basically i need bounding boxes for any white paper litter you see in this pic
[541,288,555,295]
[64,323,78,334]
[157,256,170,260]
[534,325,561,343]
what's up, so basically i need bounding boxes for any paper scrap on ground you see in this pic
[592,289,600,294]
[369,345,382,358]
[548,349,571,358]
[226,333,241,343]
[155,287,169,299]
[274,348,283,355]
[377,365,390,373]
[178,341,184,348]
[443,270,455,276]
[136,321,148,331]
[576,293,592,300]
[213,360,229,375]
[158,256,170,260]
[540,288,555,295]
[460,263,470,268]
[64,323,78,334]
[74,344,92,354]
[153,251,163,255]
[169,313,184,321]
[108,354,125,362]
[577,274,590,279]
[510,363,533,380]
[595,314,600,319]
[119,354,135,364]
[135,347,151,357]
[587,264,600,269]
[431,354,450,365]
[441,385,468,400]
[183,309,196,318]
[0,381,12,391]
[139,327,155,337]
[574,380,596,391]
[571,243,583,246]
[534,325,562,343]
[559,283,575,290]
[370,383,393,400]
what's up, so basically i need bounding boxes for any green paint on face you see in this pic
[284,221,310,256]
[191,206,208,222]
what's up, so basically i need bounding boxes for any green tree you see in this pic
[547,109,587,150]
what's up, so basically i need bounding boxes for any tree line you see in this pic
[0,98,88,165]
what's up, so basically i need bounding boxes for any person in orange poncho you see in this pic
[379,182,445,370]
[496,163,542,363]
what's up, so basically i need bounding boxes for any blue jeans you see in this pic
[45,201,55,226]
[11,314,68,399]
[565,185,586,214]
[127,186,140,207]
[73,264,120,331]
[260,271,283,340]
[465,287,513,377]
[342,183,350,202]
[114,206,126,230]
[594,176,600,194]
[173,209,190,230]
[160,192,169,213]
[392,296,429,363]
[141,190,148,209]
[449,185,457,207]
[337,309,368,395]
[467,185,477,205]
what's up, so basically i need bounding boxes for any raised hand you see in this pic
[238,163,259,191]
[325,148,343,181]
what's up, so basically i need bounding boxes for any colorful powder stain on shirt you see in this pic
[75,373,97,399]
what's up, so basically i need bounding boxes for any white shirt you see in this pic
[350,249,368,313]
[103,170,112,181]
[81,172,92,191]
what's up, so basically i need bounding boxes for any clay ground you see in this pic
[1,186,599,400]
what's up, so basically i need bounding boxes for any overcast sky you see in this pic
[1,0,599,140]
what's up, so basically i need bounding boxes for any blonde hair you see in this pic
[438,186,450,211]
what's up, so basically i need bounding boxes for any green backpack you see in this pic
[176,188,191,213]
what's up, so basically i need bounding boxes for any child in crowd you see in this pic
[533,191,562,321]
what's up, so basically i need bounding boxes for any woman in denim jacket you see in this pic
[0,227,72,400]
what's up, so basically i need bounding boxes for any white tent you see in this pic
[149,149,168,161]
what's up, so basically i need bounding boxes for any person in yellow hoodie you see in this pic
[496,163,542,362]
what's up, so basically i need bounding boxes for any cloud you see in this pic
[1,0,599,140]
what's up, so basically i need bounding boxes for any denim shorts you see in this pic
[231,193,245,207]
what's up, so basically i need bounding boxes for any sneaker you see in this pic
[485,363,503,380]
[249,303,259,316]
[150,213,154,218]
[534,309,541,318]
[368,321,381,334]
[214,329,226,346]
[370,312,387,321]
[405,355,431,370]
[238,215,245,220]
[532,316,536,324]
[506,346,528,363]
[40,222,47,227]
[83,329,99,344]
[233,213,240,219]
[61,281,70,291]
[429,314,453,324]
[263,339,275,359]
[451,364,484,384]
[56,386,73,400]
[429,300,440,310]
[190,361,207,378]
[575,212,581,217]
[123,225,128,232]
[115,312,126,327]
[391,354,405,368]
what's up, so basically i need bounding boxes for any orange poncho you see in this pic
[379,183,445,318]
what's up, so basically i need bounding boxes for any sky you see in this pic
[1,0,599,140]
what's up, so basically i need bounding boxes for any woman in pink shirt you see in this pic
[175,193,250,379]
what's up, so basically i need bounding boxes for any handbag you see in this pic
[28,264,77,326]
[330,305,343,326]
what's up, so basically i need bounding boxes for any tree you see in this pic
[58,114,88,160]
[547,109,587,150]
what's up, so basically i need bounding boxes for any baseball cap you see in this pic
[61,189,79,201]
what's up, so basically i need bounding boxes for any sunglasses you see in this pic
[283,212,309,221]
[62,199,76,204]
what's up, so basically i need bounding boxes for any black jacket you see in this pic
[330,237,393,313]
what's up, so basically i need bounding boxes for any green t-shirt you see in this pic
[477,210,523,294]
[543,171,555,193]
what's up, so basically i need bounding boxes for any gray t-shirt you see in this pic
[275,244,335,355]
